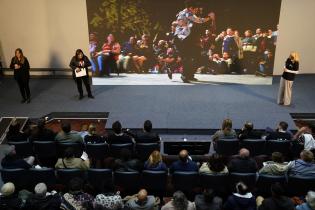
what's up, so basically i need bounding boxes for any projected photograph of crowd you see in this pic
[86,0,282,85]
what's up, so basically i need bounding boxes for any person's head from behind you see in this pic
[173,191,188,210]
[300,150,314,163]
[208,153,225,172]
[239,148,250,159]
[64,147,75,159]
[148,150,162,166]
[112,121,122,134]
[243,121,253,132]
[1,182,15,197]
[61,122,71,134]
[222,118,233,132]
[69,177,84,192]
[34,183,47,197]
[306,191,315,209]
[289,51,299,63]
[270,182,285,198]
[75,49,84,60]
[244,30,252,37]
[120,148,132,161]
[278,121,288,132]
[88,123,97,135]
[235,182,248,195]
[136,189,148,206]
[272,152,284,163]
[203,188,215,203]
[143,120,152,132]
[179,149,189,163]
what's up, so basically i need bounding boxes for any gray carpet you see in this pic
[0,75,314,130]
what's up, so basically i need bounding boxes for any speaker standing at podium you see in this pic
[69,49,94,100]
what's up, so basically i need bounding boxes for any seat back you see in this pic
[56,169,85,186]
[87,168,113,192]
[230,172,257,191]
[114,171,141,193]
[57,142,84,158]
[200,173,229,192]
[288,175,315,196]
[135,143,159,160]
[241,139,266,156]
[256,174,286,196]
[33,141,57,158]
[1,168,30,190]
[142,170,167,193]
[8,141,33,157]
[86,143,109,160]
[216,139,239,156]
[29,168,56,190]
[266,140,291,157]
[110,143,133,158]
[172,171,200,192]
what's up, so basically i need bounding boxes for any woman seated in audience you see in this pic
[55,147,90,170]
[144,150,167,171]
[93,182,124,210]
[107,121,134,145]
[6,120,28,142]
[161,191,196,210]
[259,152,288,175]
[199,153,228,174]
[84,123,105,144]
[114,148,142,172]
[296,191,315,210]
[223,182,256,210]
[212,118,237,150]
[0,182,24,209]
[60,177,94,210]
[194,188,222,210]
[1,145,34,169]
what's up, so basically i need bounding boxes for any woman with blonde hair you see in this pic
[144,150,167,171]
[277,52,299,106]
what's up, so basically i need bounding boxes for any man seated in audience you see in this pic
[161,191,196,210]
[25,183,61,210]
[1,145,35,169]
[114,148,142,172]
[0,182,24,209]
[265,121,292,140]
[256,182,295,210]
[194,188,222,210]
[60,177,94,210]
[125,189,159,210]
[55,122,83,143]
[170,149,198,173]
[238,121,263,140]
[287,150,315,177]
[228,148,258,173]
[6,120,28,142]
[296,191,315,210]
[259,152,288,175]
[84,123,105,144]
[55,147,90,170]
[29,119,56,142]
[134,120,160,143]
[107,121,134,145]
[223,182,256,210]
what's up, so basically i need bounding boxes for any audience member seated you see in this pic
[265,121,292,140]
[259,152,288,175]
[212,119,237,149]
[194,189,222,210]
[161,191,196,210]
[297,129,315,151]
[134,120,160,143]
[144,150,167,171]
[60,177,94,210]
[199,154,228,174]
[256,182,295,210]
[0,182,23,209]
[1,145,34,169]
[238,122,262,140]
[79,124,89,139]
[170,150,198,173]
[93,183,124,210]
[223,182,256,210]
[24,183,61,210]
[55,122,83,144]
[287,150,315,177]
[29,119,55,142]
[55,147,90,170]
[228,148,258,173]
[125,189,159,210]
[6,120,28,142]
[114,149,142,172]
[84,123,105,144]
[107,121,134,145]
[296,191,315,210]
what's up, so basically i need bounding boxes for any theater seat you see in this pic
[288,175,315,196]
[241,139,266,156]
[172,171,200,192]
[230,172,257,191]
[8,141,33,157]
[114,171,141,193]
[266,140,291,157]
[56,169,85,186]
[135,143,159,160]
[29,168,56,190]
[216,139,239,156]
[86,143,109,160]
[200,173,229,193]
[33,141,57,158]
[110,143,133,158]
[57,142,84,158]
[1,168,30,190]
[141,170,167,194]
[256,174,286,196]
[87,168,113,192]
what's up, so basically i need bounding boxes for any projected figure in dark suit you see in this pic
[172,0,215,83]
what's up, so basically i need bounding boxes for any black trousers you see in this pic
[75,76,92,96]
[16,77,30,99]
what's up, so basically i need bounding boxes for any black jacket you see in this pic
[69,55,91,79]
[228,157,258,173]
[10,57,30,80]
[0,195,23,210]
[135,131,160,143]
[258,196,295,210]
[24,194,61,210]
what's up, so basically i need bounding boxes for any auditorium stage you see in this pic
[0,75,314,130]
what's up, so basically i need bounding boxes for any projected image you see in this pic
[86,0,282,85]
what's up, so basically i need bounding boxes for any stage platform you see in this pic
[0,75,314,130]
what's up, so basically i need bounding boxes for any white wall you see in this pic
[0,0,314,74]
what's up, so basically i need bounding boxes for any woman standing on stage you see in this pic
[277,52,299,106]
[10,48,31,103]
[69,49,94,100]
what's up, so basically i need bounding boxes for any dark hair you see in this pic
[64,147,75,159]
[203,189,215,203]
[244,122,254,131]
[69,177,84,192]
[272,152,284,163]
[208,154,225,172]
[112,121,122,134]
[14,48,25,64]
[173,191,188,210]
[37,119,45,130]
[8,121,21,135]
[144,120,152,132]
[61,122,71,133]
[271,182,285,197]
[75,49,84,60]
[279,121,288,131]
[236,182,248,195]
[185,0,197,8]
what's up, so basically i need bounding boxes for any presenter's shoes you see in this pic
[79,95,84,100]
[21,99,27,104]
[181,75,190,83]
[26,98,31,104]
[190,77,198,81]
[88,95,94,99]
[167,68,173,80]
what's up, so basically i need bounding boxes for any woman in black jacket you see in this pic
[69,49,94,99]
[10,48,31,103]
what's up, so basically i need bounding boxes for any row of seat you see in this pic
[1,168,315,197]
